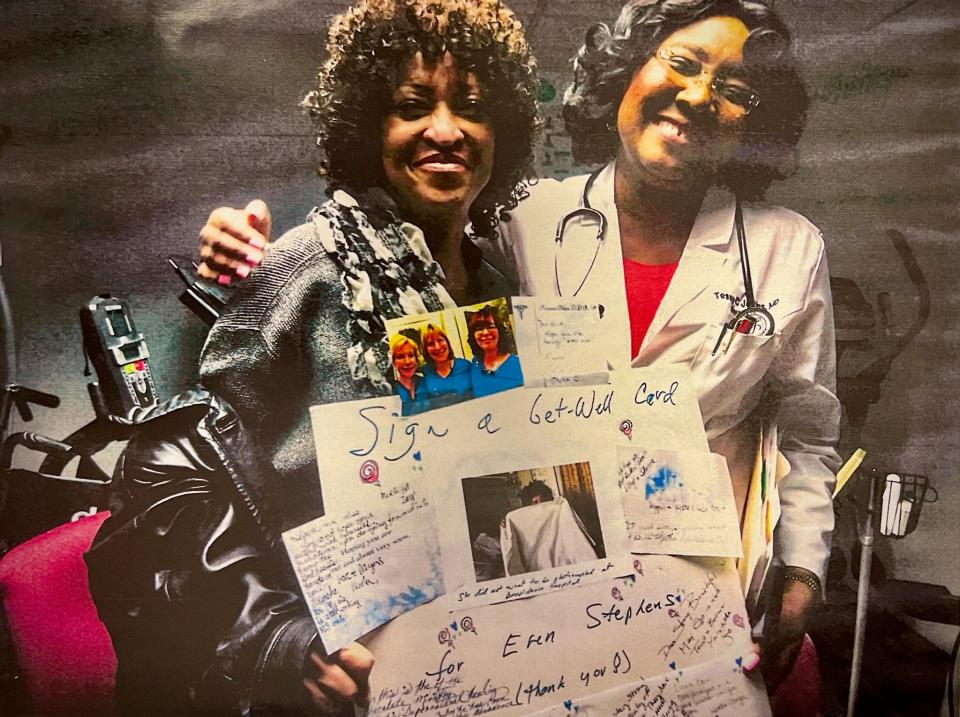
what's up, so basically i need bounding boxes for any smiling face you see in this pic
[472,319,500,352]
[392,342,419,380]
[424,332,451,364]
[382,52,495,226]
[616,16,752,190]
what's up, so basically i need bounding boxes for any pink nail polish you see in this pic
[245,250,263,265]
[743,653,760,671]
[217,274,232,286]
[235,263,251,279]
[248,236,267,250]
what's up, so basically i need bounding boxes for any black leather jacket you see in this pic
[85,388,326,716]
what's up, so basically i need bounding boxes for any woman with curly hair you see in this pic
[200,0,538,464]
[90,1,538,714]
[507,0,838,692]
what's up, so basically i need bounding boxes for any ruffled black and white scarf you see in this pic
[307,188,457,395]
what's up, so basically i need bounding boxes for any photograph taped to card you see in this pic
[385,297,525,416]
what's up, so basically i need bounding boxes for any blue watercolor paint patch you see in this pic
[736,656,743,666]
[413,451,422,461]
[391,586,426,607]
[669,661,677,670]
[564,700,573,710]
[645,465,681,499]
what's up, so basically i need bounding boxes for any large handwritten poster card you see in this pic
[286,367,762,713]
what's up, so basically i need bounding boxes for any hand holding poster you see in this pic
[277,364,763,715]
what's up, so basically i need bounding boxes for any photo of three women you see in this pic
[389,301,524,415]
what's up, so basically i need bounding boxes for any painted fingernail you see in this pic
[235,263,250,279]
[245,250,263,264]
[217,274,232,286]
[248,236,267,249]
[742,653,760,671]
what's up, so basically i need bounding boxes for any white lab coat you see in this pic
[479,162,840,582]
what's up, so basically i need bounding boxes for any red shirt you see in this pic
[622,258,680,359]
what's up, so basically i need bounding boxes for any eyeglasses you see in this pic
[656,47,760,115]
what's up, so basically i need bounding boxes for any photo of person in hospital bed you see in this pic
[499,479,599,577]
[463,463,606,583]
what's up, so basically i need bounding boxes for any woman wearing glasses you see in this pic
[508,2,839,689]
[198,0,838,696]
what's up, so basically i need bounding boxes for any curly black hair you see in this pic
[302,0,540,238]
[562,0,809,199]
[519,479,554,506]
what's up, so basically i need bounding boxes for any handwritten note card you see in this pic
[527,655,770,717]
[361,556,758,717]
[512,298,608,386]
[617,448,742,558]
[282,482,443,652]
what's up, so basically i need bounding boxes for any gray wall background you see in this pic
[2,0,957,649]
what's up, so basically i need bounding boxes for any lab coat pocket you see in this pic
[690,326,782,420]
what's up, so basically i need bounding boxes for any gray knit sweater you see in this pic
[199,218,516,522]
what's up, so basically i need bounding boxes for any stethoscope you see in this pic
[553,170,775,356]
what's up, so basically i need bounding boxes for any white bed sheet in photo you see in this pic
[438,440,630,609]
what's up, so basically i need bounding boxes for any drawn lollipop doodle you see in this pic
[611,586,623,601]
[619,419,633,440]
[460,616,477,635]
[732,613,745,629]
[359,459,380,485]
[438,627,453,649]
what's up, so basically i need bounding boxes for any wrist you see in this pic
[783,565,821,601]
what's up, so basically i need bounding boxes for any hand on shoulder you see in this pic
[198,199,272,285]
